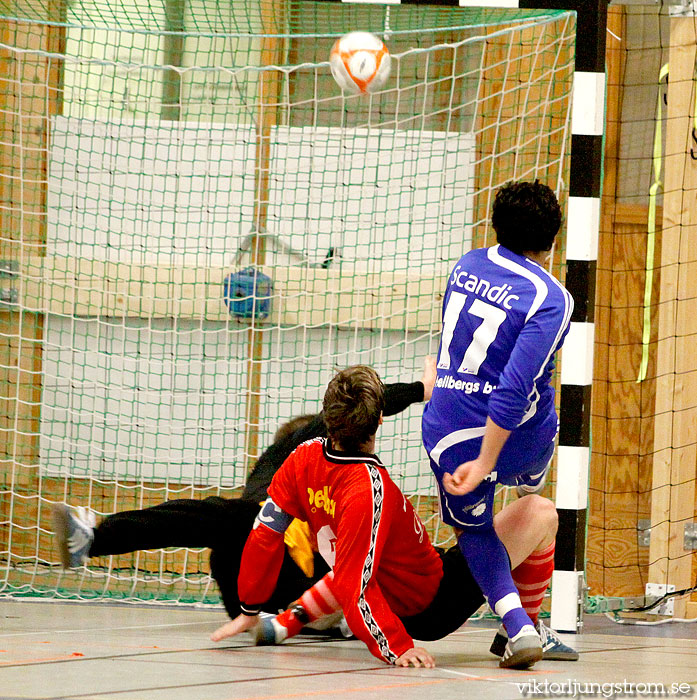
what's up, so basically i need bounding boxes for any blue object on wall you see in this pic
[223,267,273,319]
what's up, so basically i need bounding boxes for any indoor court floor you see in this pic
[1,599,695,700]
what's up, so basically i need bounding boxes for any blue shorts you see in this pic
[430,439,555,529]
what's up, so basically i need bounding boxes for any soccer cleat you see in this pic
[490,620,579,661]
[250,613,286,646]
[52,504,95,569]
[536,620,579,660]
[498,624,542,669]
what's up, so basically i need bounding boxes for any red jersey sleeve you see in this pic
[331,465,414,664]
[266,448,305,520]
[237,521,286,615]
[237,451,301,614]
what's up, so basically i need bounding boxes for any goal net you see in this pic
[0,0,574,605]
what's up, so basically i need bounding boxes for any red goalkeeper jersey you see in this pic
[237,437,443,664]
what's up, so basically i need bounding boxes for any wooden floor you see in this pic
[1,600,696,700]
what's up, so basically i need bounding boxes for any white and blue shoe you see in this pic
[251,613,286,646]
[536,620,579,660]
[491,620,579,661]
[52,504,95,569]
[498,624,542,669]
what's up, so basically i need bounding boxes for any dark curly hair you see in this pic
[491,180,562,255]
[322,365,385,452]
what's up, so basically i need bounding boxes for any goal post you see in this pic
[0,1,575,606]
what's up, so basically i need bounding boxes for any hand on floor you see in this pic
[395,646,436,668]
[211,613,258,642]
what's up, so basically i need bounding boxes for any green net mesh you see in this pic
[0,0,574,604]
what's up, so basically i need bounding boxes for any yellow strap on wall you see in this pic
[638,62,669,383]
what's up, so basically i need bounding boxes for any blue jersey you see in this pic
[422,244,573,473]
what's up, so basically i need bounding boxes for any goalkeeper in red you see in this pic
[212,363,577,668]
[421,180,573,668]
[216,365,443,668]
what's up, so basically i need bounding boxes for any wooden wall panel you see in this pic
[647,16,697,617]
[0,16,60,561]
[588,201,658,598]
[587,3,658,600]
[590,7,697,610]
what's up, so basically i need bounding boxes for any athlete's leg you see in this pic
[456,522,534,641]
[493,494,557,569]
[53,496,260,569]
[89,497,260,556]
[431,454,535,644]
[250,572,343,645]
[496,495,556,625]
[492,495,578,661]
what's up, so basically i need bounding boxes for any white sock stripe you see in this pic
[516,591,548,603]
[513,552,554,568]
[512,580,551,591]
[494,592,523,618]
[522,554,555,566]
[529,544,555,555]
[299,592,325,618]
[529,558,554,568]
[520,593,546,604]
[314,578,341,611]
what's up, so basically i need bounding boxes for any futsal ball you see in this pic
[329,32,391,95]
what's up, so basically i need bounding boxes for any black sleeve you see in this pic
[241,414,326,503]
[383,381,425,417]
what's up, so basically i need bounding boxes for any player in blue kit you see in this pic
[422,180,574,669]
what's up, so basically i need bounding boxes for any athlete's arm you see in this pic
[212,449,305,643]
[383,356,436,415]
[238,503,292,612]
[211,498,292,642]
[210,497,292,642]
[488,292,572,431]
[215,452,299,639]
[443,417,511,495]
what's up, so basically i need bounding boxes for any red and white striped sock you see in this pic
[511,541,555,625]
[273,571,341,640]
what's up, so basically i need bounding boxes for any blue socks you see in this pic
[457,527,533,639]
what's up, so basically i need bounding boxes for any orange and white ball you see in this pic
[329,31,391,95]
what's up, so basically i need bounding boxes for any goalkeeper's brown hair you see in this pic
[323,365,385,452]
